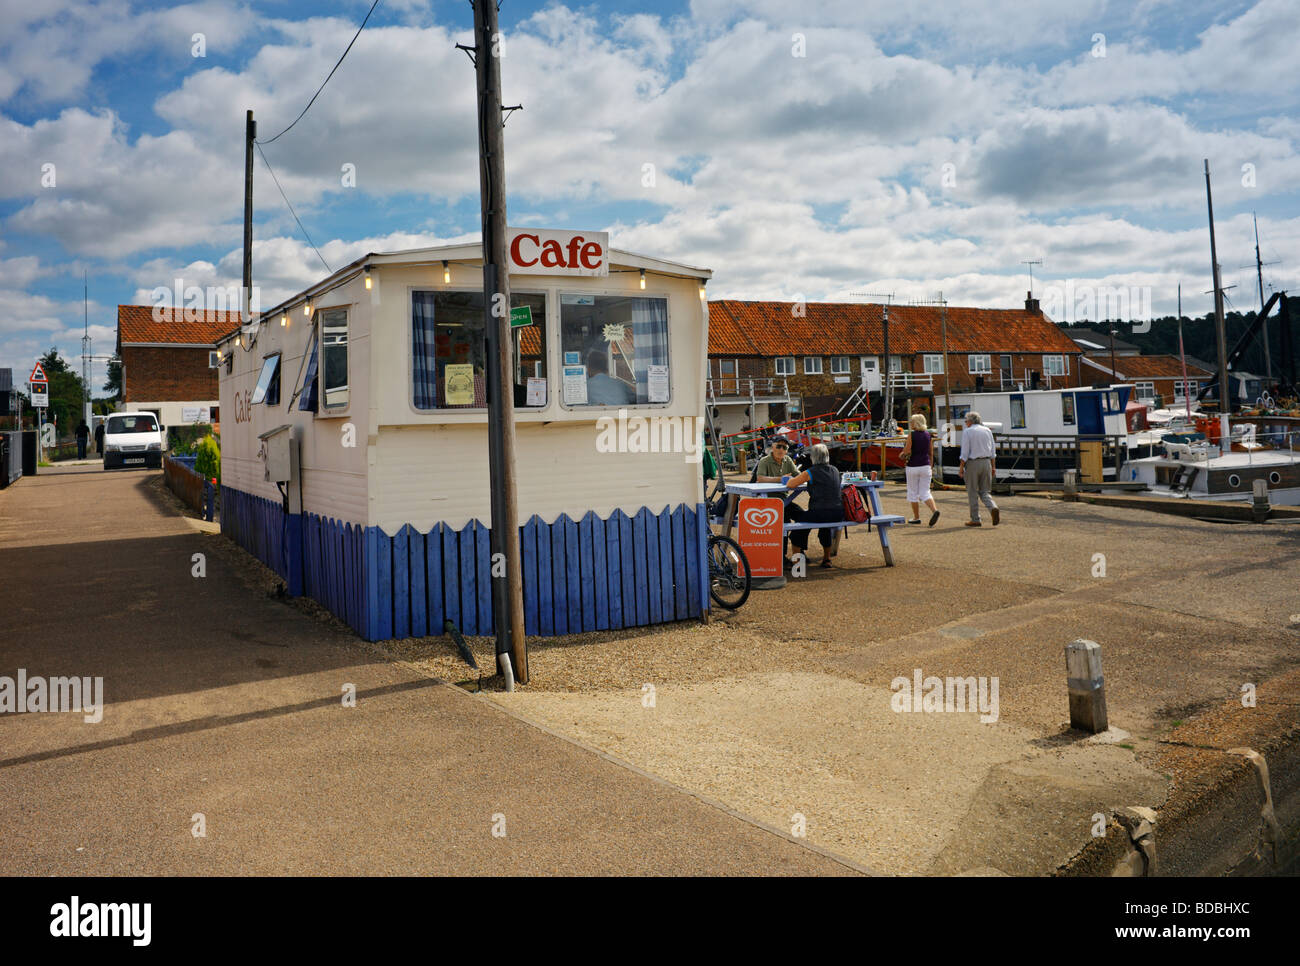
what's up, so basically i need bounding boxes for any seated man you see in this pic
[754,437,797,482]
[585,349,635,405]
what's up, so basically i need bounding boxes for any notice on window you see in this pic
[445,364,475,406]
[526,377,546,407]
[562,366,587,405]
[602,323,625,343]
[647,364,669,403]
[182,406,201,423]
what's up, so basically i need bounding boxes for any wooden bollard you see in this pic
[1066,639,1108,733]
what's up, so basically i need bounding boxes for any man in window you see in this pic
[585,348,635,405]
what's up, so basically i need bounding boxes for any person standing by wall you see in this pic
[94,419,105,455]
[958,411,999,527]
[901,413,940,527]
[75,419,89,460]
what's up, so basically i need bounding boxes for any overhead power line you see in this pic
[258,0,383,145]
[255,141,332,274]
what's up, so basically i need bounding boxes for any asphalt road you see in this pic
[0,466,853,875]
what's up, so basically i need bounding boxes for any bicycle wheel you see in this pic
[708,534,751,610]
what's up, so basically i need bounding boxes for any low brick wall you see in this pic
[163,454,207,514]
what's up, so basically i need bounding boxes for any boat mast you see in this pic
[1178,284,1191,418]
[1254,212,1273,384]
[1204,160,1231,414]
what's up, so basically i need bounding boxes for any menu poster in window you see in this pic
[526,377,546,407]
[647,364,669,403]
[562,366,587,405]
[445,364,475,406]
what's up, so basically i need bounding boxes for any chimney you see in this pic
[1025,290,1040,313]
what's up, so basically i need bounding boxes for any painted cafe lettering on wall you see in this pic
[507,228,610,276]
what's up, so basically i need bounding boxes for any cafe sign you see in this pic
[507,228,609,277]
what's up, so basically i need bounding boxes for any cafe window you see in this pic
[320,308,349,410]
[830,356,850,375]
[775,357,795,376]
[412,290,548,410]
[559,294,668,407]
[968,354,992,374]
[1062,393,1076,426]
[923,354,944,374]
[804,356,823,375]
[1043,354,1067,376]
[1010,394,1026,429]
[251,353,281,406]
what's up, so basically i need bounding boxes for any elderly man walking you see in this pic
[958,411,999,527]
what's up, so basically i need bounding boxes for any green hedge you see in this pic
[195,435,221,484]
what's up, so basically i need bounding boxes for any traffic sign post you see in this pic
[29,361,49,464]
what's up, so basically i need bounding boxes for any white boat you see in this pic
[1123,433,1300,505]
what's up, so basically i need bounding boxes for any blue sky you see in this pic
[2,0,1297,393]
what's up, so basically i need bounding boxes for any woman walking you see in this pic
[901,413,940,527]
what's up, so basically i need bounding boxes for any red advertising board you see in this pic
[737,498,785,577]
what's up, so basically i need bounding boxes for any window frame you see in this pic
[775,356,795,376]
[556,290,672,412]
[922,354,944,374]
[1062,393,1076,426]
[830,355,850,375]
[803,356,823,375]
[1043,354,1067,377]
[318,306,351,414]
[408,287,551,414]
[250,352,282,407]
[968,354,992,375]
[1135,381,1156,401]
[1010,393,1027,429]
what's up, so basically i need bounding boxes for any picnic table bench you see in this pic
[719,478,904,566]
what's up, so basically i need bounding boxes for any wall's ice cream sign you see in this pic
[508,228,609,276]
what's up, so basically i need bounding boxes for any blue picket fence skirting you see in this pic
[220,487,709,642]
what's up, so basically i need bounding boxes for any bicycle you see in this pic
[707,532,751,610]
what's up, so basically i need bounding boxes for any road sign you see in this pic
[29,362,48,383]
[509,304,533,328]
[30,382,49,407]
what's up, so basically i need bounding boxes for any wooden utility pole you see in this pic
[472,0,527,684]
[1204,160,1231,413]
[243,110,255,325]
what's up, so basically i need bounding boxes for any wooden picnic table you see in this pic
[719,478,904,566]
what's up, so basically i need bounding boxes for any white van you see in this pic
[103,412,165,469]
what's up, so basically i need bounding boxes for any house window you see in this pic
[1043,354,1067,377]
[320,308,349,410]
[804,357,823,375]
[208,350,221,369]
[559,294,668,408]
[1135,381,1156,400]
[412,290,548,410]
[775,357,795,376]
[968,354,992,374]
[1174,380,1200,398]
[1062,394,1076,426]
[830,356,850,375]
[888,355,904,372]
[251,353,281,406]
[922,354,944,374]
[1010,394,1026,429]
[720,359,737,376]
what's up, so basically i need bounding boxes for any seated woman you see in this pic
[783,442,842,569]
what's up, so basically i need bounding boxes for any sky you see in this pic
[1,0,1298,394]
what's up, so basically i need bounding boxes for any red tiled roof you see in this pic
[707,300,1081,356]
[1084,355,1212,380]
[117,305,241,348]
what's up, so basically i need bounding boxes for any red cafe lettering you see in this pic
[506,228,610,277]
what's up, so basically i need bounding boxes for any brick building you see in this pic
[116,305,239,429]
[1080,354,1212,406]
[706,295,1083,432]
